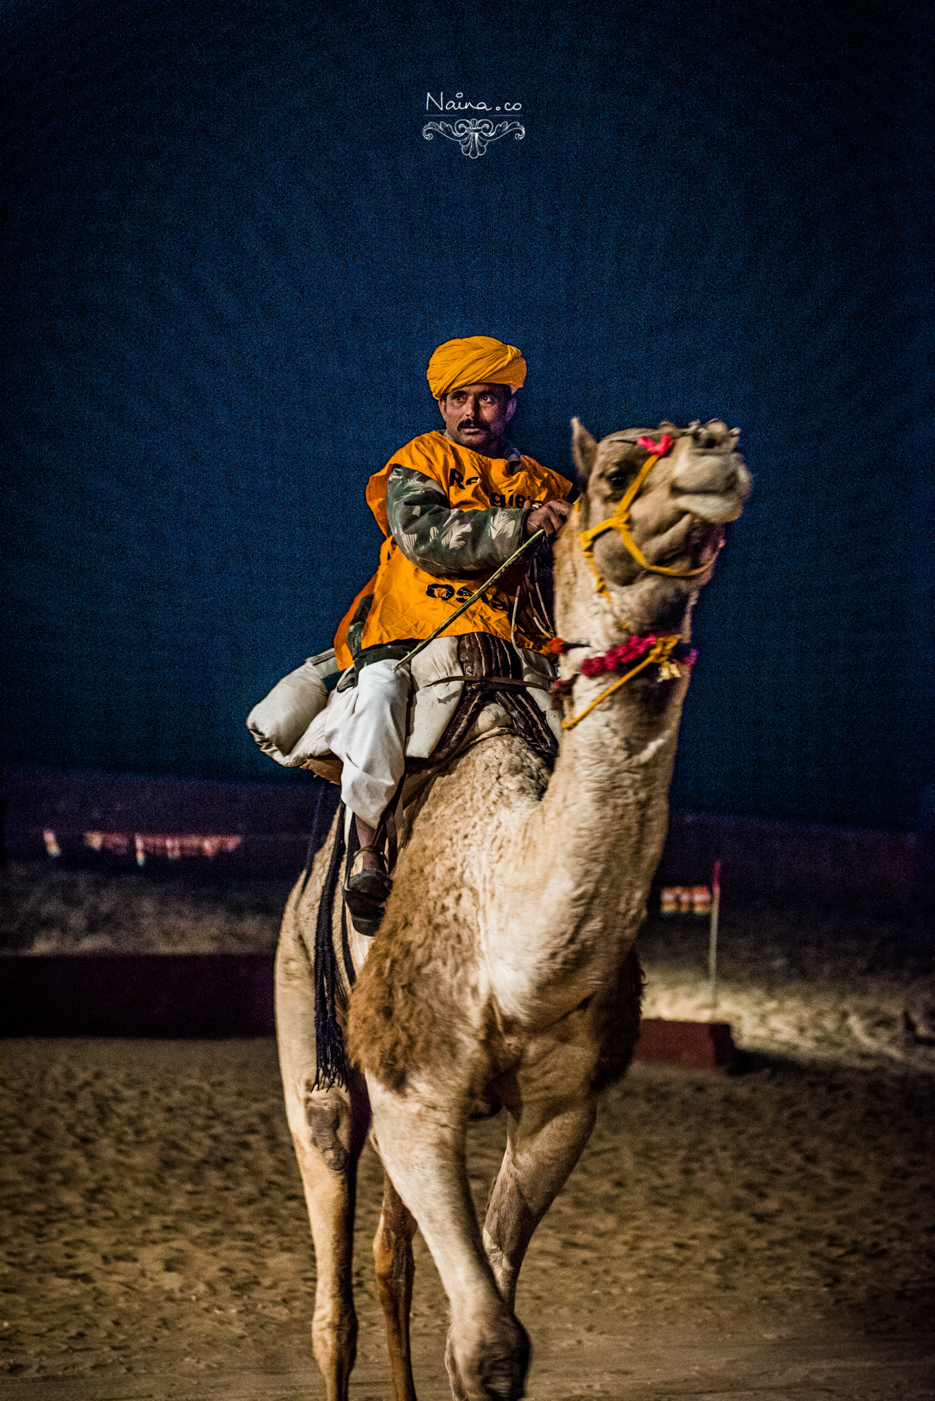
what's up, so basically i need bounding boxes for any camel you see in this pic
[275,418,751,1401]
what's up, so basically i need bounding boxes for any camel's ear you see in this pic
[658,420,678,432]
[571,418,598,486]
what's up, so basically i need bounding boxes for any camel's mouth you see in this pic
[670,447,752,524]
[670,485,747,525]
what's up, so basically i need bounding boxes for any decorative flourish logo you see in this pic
[422,118,525,160]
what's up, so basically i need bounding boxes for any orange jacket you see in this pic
[333,431,570,668]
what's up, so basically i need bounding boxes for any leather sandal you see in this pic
[343,846,393,936]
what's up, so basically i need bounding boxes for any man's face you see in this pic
[437,382,516,456]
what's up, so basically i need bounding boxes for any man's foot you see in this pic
[343,847,392,936]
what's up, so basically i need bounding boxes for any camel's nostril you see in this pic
[690,419,733,453]
[692,430,719,450]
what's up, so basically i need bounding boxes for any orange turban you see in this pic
[426,336,527,399]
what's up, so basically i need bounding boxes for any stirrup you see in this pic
[343,846,393,935]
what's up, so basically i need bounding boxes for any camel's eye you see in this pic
[607,472,629,491]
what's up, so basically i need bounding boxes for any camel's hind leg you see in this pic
[276,898,370,1401]
[373,1170,418,1401]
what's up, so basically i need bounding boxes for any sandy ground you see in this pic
[4,861,934,1073]
[0,865,289,958]
[2,864,934,1398]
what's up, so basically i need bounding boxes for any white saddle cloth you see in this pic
[247,636,557,788]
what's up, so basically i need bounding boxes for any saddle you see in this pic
[414,633,557,770]
[247,632,559,786]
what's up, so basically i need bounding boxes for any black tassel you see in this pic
[312,804,352,1090]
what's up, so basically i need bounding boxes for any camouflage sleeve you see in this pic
[345,591,373,665]
[385,465,528,578]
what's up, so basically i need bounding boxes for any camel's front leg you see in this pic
[483,1091,597,1311]
[367,1080,529,1401]
[276,929,370,1401]
[373,1170,418,1401]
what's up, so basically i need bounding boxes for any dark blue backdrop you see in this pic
[3,0,931,828]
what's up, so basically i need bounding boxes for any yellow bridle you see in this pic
[561,436,708,729]
[577,446,710,597]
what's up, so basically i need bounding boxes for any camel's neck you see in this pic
[491,532,696,1023]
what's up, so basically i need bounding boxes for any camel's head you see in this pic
[568,418,751,596]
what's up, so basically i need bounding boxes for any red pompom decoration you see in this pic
[636,433,674,457]
[580,634,659,676]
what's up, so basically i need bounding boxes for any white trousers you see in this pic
[321,660,412,829]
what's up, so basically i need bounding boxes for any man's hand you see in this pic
[526,499,572,539]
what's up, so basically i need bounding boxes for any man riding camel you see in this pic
[325,335,572,928]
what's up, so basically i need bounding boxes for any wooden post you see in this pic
[708,858,721,1016]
